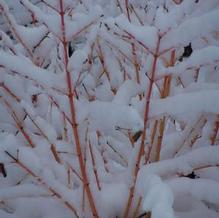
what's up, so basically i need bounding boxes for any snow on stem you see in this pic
[0,0,33,58]
[138,146,219,178]
[2,98,36,148]
[1,82,64,164]
[4,151,80,218]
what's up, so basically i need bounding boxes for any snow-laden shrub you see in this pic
[0,0,219,218]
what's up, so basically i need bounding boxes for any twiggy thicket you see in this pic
[0,0,219,218]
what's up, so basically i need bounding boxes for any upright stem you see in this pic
[123,36,161,218]
[154,50,175,162]
[132,43,140,84]
[210,115,219,145]
[125,0,131,22]
[59,1,99,217]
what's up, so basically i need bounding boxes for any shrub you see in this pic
[0,0,219,218]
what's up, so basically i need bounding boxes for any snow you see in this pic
[0,52,62,89]
[0,0,35,32]
[89,100,143,134]
[135,90,219,118]
[159,46,219,77]
[35,116,57,142]
[168,178,219,206]
[18,147,41,173]
[98,183,128,217]
[174,195,219,218]
[112,80,140,105]
[68,49,87,72]
[20,0,62,38]
[114,14,158,51]
[16,26,48,49]
[137,174,174,218]
[0,184,47,200]
[161,9,219,51]
[65,6,102,40]
[20,100,36,117]
[138,146,219,178]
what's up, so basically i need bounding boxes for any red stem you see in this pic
[89,141,101,191]
[59,1,99,217]
[123,36,161,218]
[125,0,131,22]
